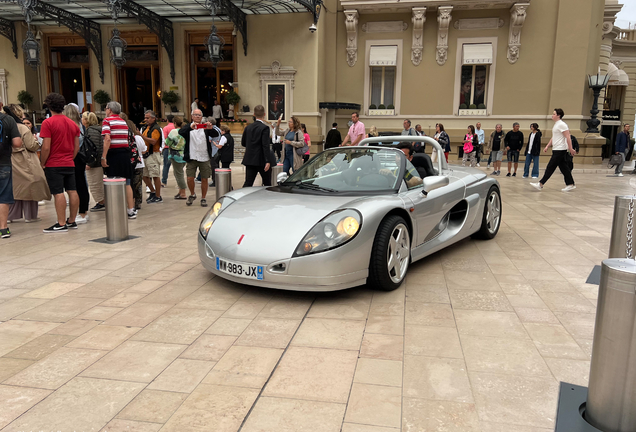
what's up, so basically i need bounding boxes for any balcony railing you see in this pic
[617,29,636,41]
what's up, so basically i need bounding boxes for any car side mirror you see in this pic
[277,172,288,185]
[421,175,449,196]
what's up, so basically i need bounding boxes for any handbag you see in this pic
[463,140,473,154]
[609,153,623,167]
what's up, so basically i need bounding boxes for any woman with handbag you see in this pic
[82,112,105,212]
[4,105,51,223]
[462,125,478,167]
[275,116,305,174]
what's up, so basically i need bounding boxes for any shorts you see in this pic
[186,160,212,179]
[493,150,503,161]
[106,147,134,180]
[45,167,76,195]
[507,150,520,163]
[0,165,14,205]
[143,152,162,178]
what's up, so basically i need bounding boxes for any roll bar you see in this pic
[357,135,448,174]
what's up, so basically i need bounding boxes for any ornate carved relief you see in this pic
[436,6,452,66]
[508,3,529,64]
[411,7,426,66]
[345,10,359,67]
[361,21,407,33]
[453,18,504,30]
[257,61,297,89]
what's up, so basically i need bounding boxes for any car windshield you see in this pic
[282,148,407,193]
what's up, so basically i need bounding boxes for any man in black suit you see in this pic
[241,105,271,187]
[325,123,342,149]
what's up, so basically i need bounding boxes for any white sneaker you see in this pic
[25,218,42,223]
[617,173,624,177]
[530,182,543,191]
[146,186,151,193]
[522,175,528,179]
[476,163,481,167]
[487,164,491,169]
[38,200,45,206]
[75,215,89,224]
[531,176,538,179]
[562,185,576,192]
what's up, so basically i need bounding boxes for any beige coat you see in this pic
[11,124,51,201]
[275,126,305,171]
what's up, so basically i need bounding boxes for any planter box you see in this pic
[458,109,487,116]
[369,109,395,116]
[221,122,246,134]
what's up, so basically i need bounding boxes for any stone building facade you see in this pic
[0,0,634,164]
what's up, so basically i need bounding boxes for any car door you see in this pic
[403,164,466,247]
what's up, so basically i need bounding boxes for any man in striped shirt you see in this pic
[101,101,135,218]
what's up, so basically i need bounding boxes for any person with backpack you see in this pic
[101,101,135,219]
[140,110,163,203]
[4,105,50,226]
[166,116,187,199]
[0,106,22,238]
[82,112,105,212]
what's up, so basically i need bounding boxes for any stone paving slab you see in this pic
[0,169,630,431]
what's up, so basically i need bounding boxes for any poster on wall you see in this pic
[267,83,286,121]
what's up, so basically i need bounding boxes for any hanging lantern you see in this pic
[22,29,40,69]
[108,28,127,69]
[206,25,225,67]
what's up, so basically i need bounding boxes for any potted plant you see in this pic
[161,90,180,112]
[94,90,111,111]
[369,104,377,110]
[226,91,240,119]
[17,90,34,111]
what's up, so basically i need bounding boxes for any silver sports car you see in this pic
[198,136,501,291]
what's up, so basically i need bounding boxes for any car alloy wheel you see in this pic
[485,190,501,235]
[387,223,410,284]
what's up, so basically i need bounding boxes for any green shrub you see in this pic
[226,91,240,106]
[369,104,377,109]
[387,104,395,110]
[161,90,180,106]
[93,90,111,108]
[477,104,486,109]
[459,103,468,109]
[378,104,386,109]
[469,104,477,109]
[17,90,33,107]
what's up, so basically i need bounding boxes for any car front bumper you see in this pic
[198,234,368,292]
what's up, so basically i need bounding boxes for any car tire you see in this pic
[472,185,501,240]
[368,215,411,291]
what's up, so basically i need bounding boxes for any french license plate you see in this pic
[216,257,264,280]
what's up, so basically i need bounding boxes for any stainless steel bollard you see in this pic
[271,163,284,185]
[103,177,129,241]
[609,196,635,258]
[215,169,232,200]
[585,258,636,432]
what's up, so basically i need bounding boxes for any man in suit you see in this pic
[325,123,342,149]
[242,105,271,187]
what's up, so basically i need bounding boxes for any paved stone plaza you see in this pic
[0,168,629,432]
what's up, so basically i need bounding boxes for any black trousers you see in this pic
[539,150,575,186]
[74,157,90,214]
[243,165,271,187]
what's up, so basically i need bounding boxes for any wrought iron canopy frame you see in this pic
[216,0,247,56]
[0,17,18,58]
[114,0,176,83]
[293,0,323,24]
[34,1,105,83]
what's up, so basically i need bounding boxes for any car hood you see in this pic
[207,188,364,263]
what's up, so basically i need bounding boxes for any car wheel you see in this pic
[368,215,411,291]
[472,186,501,240]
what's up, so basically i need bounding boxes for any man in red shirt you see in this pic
[39,93,80,233]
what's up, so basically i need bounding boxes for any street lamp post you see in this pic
[18,0,41,69]
[107,0,127,69]
[585,72,610,134]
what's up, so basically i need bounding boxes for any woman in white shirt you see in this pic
[530,109,576,192]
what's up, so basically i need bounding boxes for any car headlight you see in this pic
[199,197,235,239]
[294,209,362,257]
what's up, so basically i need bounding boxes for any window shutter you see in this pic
[462,43,493,65]
[369,46,398,66]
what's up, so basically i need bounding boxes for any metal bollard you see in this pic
[271,163,284,185]
[103,177,128,241]
[609,196,635,258]
[215,169,232,200]
[585,258,636,432]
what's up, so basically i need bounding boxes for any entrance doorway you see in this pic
[47,46,92,111]
[115,47,161,126]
